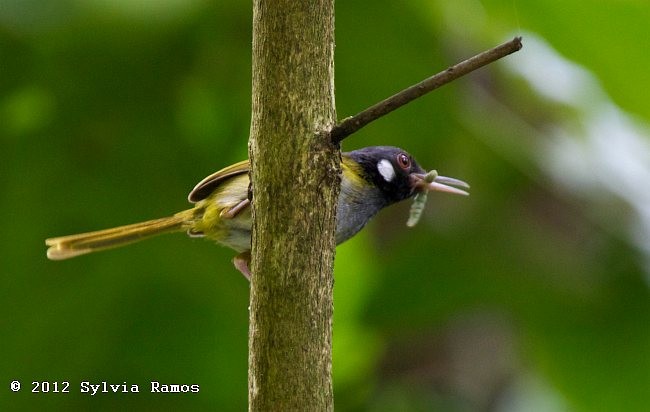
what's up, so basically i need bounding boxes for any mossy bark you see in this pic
[247,1,337,411]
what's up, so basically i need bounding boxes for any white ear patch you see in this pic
[377,159,396,182]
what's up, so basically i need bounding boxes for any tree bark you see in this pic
[247,1,337,411]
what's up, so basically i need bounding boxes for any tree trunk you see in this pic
[247,1,337,411]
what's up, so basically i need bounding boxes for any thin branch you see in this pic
[331,36,523,143]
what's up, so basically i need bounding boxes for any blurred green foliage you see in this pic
[2,1,649,411]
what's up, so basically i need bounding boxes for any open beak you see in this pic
[411,173,470,196]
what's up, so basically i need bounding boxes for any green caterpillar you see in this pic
[406,169,437,227]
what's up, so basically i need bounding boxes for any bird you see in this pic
[45,146,469,279]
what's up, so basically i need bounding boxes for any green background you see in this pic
[2,0,649,410]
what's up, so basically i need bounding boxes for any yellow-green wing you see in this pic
[188,159,250,203]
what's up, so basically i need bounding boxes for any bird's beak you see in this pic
[411,173,470,196]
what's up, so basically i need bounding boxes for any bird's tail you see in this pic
[45,209,195,260]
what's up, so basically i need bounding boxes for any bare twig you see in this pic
[331,37,523,143]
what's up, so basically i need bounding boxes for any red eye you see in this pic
[396,153,410,170]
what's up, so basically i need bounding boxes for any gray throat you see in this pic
[335,180,386,244]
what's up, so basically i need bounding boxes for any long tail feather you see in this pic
[45,210,193,260]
